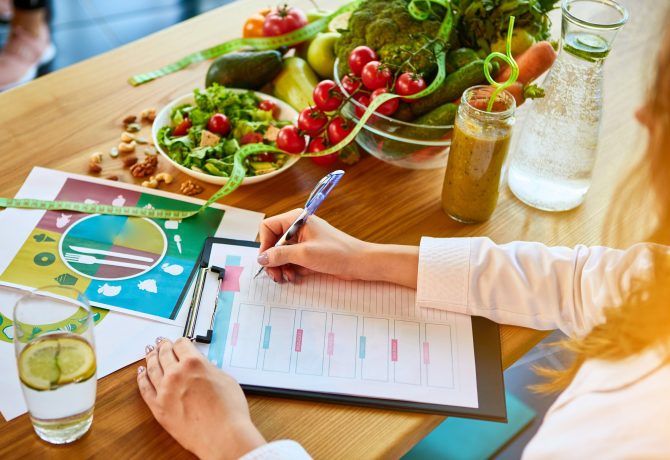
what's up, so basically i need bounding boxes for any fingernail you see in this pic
[137,366,145,374]
[145,344,154,354]
[257,252,269,266]
[155,336,166,345]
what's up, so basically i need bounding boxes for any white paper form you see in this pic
[195,242,479,409]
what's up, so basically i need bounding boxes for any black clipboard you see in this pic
[191,237,506,422]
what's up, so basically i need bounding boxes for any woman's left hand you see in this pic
[137,337,266,460]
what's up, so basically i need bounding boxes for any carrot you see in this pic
[496,41,557,85]
[504,82,546,107]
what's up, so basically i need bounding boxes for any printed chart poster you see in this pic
[0,170,227,323]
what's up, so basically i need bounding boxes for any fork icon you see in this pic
[64,253,151,270]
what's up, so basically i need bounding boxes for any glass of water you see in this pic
[13,286,97,444]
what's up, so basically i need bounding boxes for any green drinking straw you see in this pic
[484,16,519,112]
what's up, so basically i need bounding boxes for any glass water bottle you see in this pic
[507,0,628,211]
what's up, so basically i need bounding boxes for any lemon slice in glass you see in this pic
[18,338,60,390]
[57,337,96,385]
[18,336,96,391]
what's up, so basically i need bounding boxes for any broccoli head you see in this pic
[334,0,445,78]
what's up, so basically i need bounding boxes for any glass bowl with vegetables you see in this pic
[152,84,300,185]
[333,60,454,170]
[330,0,558,170]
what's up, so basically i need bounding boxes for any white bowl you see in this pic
[152,90,300,185]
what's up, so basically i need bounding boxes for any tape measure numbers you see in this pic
[0,197,197,220]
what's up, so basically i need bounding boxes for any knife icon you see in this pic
[68,245,155,263]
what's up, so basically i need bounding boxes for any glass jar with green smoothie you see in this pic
[442,85,516,223]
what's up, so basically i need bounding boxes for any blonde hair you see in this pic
[532,13,670,393]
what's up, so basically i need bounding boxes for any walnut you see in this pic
[106,175,119,181]
[122,115,137,125]
[130,155,158,177]
[179,180,204,196]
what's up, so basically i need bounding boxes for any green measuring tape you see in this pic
[0,1,454,220]
[0,197,197,219]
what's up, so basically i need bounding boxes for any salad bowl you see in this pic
[152,89,300,186]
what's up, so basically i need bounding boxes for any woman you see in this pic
[136,27,670,460]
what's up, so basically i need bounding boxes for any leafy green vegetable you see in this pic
[335,0,558,77]
[454,0,559,52]
[157,84,290,177]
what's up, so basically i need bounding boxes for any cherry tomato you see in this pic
[313,80,343,112]
[207,113,231,136]
[308,137,338,166]
[276,125,306,154]
[341,74,362,95]
[243,14,265,38]
[395,72,427,102]
[348,46,378,77]
[353,93,370,119]
[297,107,328,134]
[262,5,307,37]
[327,116,353,145]
[240,132,264,145]
[172,118,192,136]
[371,88,399,116]
[361,61,392,90]
[258,99,280,118]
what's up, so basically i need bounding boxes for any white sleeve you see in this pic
[416,237,657,338]
[239,440,311,460]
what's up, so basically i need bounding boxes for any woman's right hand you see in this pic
[257,209,419,289]
[258,209,368,283]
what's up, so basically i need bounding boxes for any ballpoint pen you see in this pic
[254,169,345,279]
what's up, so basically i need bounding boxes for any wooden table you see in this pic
[0,0,660,457]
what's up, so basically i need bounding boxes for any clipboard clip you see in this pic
[183,263,225,344]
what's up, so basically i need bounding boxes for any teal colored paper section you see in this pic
[359,336,366,359]
[208,254,241,367]
[403,392,535,460]
[262,326,272,349]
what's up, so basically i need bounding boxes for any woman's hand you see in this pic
[258,209,419,289]
[137,337,266,460]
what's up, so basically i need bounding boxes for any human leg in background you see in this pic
[0,0,12,22]
[0,0,55,91]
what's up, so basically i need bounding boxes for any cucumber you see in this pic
[383,102,457,158]
[411,60,496,117]
[205,50,283,90]
[445,48,479,73]
[272,57,319,111]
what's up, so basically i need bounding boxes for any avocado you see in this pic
[205,50,283,90]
